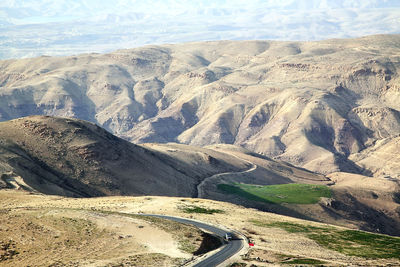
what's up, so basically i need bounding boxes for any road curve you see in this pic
[141,214,246,267]
[197,154,257,199]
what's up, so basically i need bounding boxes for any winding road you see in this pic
[141,152,254,265]
[142,214,247,267]
[197,154,257,198]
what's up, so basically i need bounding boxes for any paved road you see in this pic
[142,214,246,267]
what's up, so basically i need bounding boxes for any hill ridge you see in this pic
[1,35,400,177]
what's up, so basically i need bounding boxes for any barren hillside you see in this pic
[1,35,399,175]
[0,116,247,197]
[0,116,320,198]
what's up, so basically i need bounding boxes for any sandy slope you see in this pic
[1,190,399,266]
[0,202,190,266]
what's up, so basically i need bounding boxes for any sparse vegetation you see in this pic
[179,205,224,214]
[218,183,332,204]
[0,206,220,266]
[0,240,19,261]
[283,258,326,265]
[259,221,326,233]
[107,253,181,267]
[0,209,113,265]
[178,239,197,254]
[1,190,399,266]
[252,220,400,259]
[93,209,221,255]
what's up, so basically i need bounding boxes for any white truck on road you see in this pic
[224,233,232,241]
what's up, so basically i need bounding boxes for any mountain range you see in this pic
[1,35,400,236]
[1,1,399,59]
[1,34,399,177]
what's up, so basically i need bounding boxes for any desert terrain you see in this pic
[0,35,400,266]
[0,190,399,266]
[0,35,399,177]
[1,116,399,238]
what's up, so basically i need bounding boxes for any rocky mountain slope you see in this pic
[0,116,242,197]
[0,115,322,198]
[0,34,399,176]
[0,116,399,236]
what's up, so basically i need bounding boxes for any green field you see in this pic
[252,221,400,259]
[283,258,326,265]
[178,205,224,214]
[217,183,332,204]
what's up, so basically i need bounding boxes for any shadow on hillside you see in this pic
[6,145,106,197]
[322,192,400,237]
[193,232,223,256]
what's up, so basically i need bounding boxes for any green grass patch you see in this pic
[253,221,328,233]
[179,205,224,214]
[309,230,400,259]
[218,183,332,204]
[277,253,327,265]
[283,258,326,265]
[251,220,400,259]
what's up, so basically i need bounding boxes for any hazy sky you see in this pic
[1,0,399,59]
